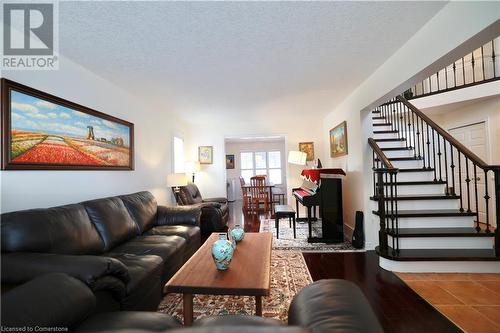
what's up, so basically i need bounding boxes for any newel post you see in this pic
[376,171,388,252]
[494,168,500,256]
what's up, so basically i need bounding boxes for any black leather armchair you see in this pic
[1,191,202,312]
[175,183,229,234]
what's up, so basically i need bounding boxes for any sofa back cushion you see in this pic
[119,191,158,234]
[178,184,203,205]
[83,197,136,251]
[1,204,104,254]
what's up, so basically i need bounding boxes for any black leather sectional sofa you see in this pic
[1,191,201,312]
[2,272,385,333]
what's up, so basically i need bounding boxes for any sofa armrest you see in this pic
[157,205,201,226]
[1,252,130,288]
[203,197,228,204]
[1,273,95,329]
[288,279,384,333]
[200,201,221,209]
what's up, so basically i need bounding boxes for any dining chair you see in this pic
[239,177,251,212]
[249,176,269,214]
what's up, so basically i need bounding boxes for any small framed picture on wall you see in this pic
[226,154,235,169]
[198,146,213,164]
[298,142,314,161]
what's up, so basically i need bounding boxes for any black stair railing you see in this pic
[404,36,500,99]
[369,96,500,256]
[368,137,399,254]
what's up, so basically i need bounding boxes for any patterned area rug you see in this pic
[158,251,312,323]
[259,218,359,252]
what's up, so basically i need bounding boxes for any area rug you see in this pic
[259,218,359,252]
[158,250,312,323]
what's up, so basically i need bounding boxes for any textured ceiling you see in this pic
[59,1,446,123]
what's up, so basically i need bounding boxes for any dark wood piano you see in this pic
[292,168,345,243]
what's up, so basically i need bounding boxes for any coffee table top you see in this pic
[164,232,272,296]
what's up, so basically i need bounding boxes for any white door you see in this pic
[449,122,495,228]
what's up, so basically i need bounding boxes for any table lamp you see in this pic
[288,151,307,166]
[167,173,188,203]
[185,161,201,183]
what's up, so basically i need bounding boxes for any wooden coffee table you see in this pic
[164,232,272,325]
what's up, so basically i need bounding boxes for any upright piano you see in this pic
[292,168,345,243]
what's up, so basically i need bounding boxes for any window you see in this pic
[173,136,184,173]
[240,151,282,184]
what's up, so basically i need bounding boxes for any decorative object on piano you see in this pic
[185,161,201,183]
[329,121,348,158]
[1,79,134,170]
[198,146,213,164]
[316,159,322,169]
[352,211,364,249]
[230,224,245,243]
[211,233,234,270]
[225,154,235,169]
[167,173,188,203]
[300,168,346,184]
[288,151,307,165]
[298,142,314,161]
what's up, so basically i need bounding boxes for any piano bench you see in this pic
[275,205,296,239]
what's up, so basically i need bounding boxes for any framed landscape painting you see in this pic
[198,146,213,164]
[1,79,134,170]
[330,121,348,158]
[299,142,314,161]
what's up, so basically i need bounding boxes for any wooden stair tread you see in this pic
[373,123,392,126]
[374,138,406,142]
[376,246,500,261]
[387,228,494,237]
[373,130,398,134]
[376,157,423,161]
[373,209,476,217]
[372,110,381,114]
[372,116,385,120]
[370,194,460,201]
[383,180,446,185]
[380,147,413,151]
[398,168,434,172]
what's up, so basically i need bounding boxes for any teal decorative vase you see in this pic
[228,231,236,249]
[211,233,234,270]
[230,224,245,243]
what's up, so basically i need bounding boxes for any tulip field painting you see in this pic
[2,79,134,170]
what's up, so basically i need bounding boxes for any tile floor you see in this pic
[397,273,500,333]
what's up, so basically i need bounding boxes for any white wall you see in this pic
[225,139,287,200]
[320,2,500,249]
[1,56,191,212]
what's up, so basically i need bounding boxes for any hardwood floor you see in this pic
[228,200,462,333]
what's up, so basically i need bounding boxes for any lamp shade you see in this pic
[185,161,201,173]
[166,173,188,187]
[288,151,307,165]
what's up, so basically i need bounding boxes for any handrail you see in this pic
[396,95,493,170]
[368,138,398,172]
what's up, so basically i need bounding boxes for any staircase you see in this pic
[369,96,500,272]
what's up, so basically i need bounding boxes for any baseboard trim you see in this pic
[380,257,500,273]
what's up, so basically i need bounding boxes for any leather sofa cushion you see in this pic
[1,204,104,255]
[119,192,158,234]
[1,273,95,329]
[178,184,203,205]
[83,197,137,251]
[107,253,163,310]
[109,235,186,266]
[145,225,201,261]
[75,312,181,333]
[194,315,284,327]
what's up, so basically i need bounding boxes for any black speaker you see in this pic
[352,211,364,249]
